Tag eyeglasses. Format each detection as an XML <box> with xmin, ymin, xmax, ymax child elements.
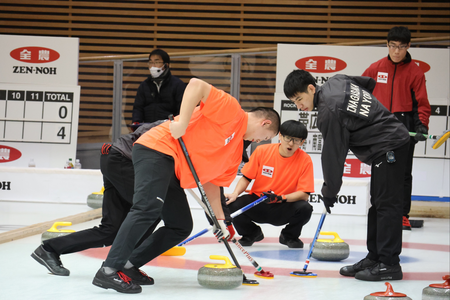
<box><xmin>388</xmin><ymin>43</ymin><xmax>408</xmax><ymax>51</ymax></box>
<box><xmin>148</xmin><ymin>61</ymin><xmax>164</xmax><ymax>67</ymax></box>
<box><xmin>282</xmin><ymin>135</ymin><xmax>303</xmax><ymax>144</ymax></box>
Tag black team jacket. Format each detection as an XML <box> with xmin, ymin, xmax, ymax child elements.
<box><xmin>314</xmin><ymin>74</ymin><xmax>410</xmax><ymax>198</ymax></box>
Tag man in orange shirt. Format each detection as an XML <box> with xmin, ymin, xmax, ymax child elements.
<box><xmin>225</xmin><ymin>120</ymin><xmax>314</xmax><ymax>248</ymax></box>
<box><xmin>92</xmin><ymin>77</ymin><xmax>280</xmax><ymax>294</ymax></box>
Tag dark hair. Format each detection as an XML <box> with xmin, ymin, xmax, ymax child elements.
<box><xmin>249</xmin><ymin>107</ymin><xmax>281</xmax><ymax>134</ymax></box>
<box><xmin>149</xmin><ymin>49</ymin><xmax>170</xmax><ymax>64</ymax></box>
<box><xmin>280</xmin><ymin>120</ymin><xmax>308</xmax><ymax>140</ymax></box>
<box><xmin>284</xmin><ymin>69</ymin><xmax>316</xmax><ymax>99</ymax></box>
<box><xmin>387</xmin><ymin>26</ymin><xmax>411</xmax><ymax>44</ymax></box>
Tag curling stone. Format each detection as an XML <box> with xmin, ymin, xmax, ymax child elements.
<box><xmin>364</xmin><ymin>282</ymin><xmax>412</xmax><ymax>300</ymax></box>
<box><xmin>41</xmin><ymin>222</ymin><xmax>76</xmax><ymax>242</ymax></box>
<box><xmin>311</xmin><ymin>231</ymin><xmax>350</xmax><ymax>261</ymax></box>
<box><xmin>422</xmin><ymin>275</ymin><xmax>450</xmax><ymax>300</ymax></box>
<box><xmin>87</xmin><ymin>186</ymin><xmax>104</xmax><ymax>209</ymax></box>
<box><xmin>198</xmin><ymin>255</ymin><xmax>243</xmax><ymax>289</ymax></box>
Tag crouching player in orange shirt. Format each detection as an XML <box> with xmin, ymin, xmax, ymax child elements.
<box><xmin>92</xmin><ymin>77</ymin><xmax>280</xmax><ymax>294</ymax></box>
<box><xmin>225</xmin><ymin>120</ymin><xmax>314</xmax><ymax>249</ymax></box>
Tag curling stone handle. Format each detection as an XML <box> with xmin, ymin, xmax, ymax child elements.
<box><xmin>319</xmin><ymin>231</ymin><xmax>344</xmax><ymax>243</ymax></box>
<box><xmin>209</xmin><ymin>255</ymin><xmax>234</xmax><ymax>268</ymax></box>
<box><xmin>92</xmin><ymin>186</ymin><xmax>105</xmax><ymax>195</ymax></box>
<box><xmin>48</xmin><ymin>222</ymin><xmax>73</xmax><ymax>232</ymax></box>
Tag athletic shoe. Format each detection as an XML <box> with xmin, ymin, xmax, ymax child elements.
<box><xmin>402</xmin><ymin>216</ymin><xmax>412</xmax><ymax>230</ymax></box>
<box><xmin>31</xmin><ymin>245</ymin><xmax>70</xmax><ymax>276</ymax></box>
<box><xmin>279</xmin><ymin>233</ymin><xmax>304</xmax><ymax>248</ymax></box>
<box><xmin>238</xmin><ymin>231</ymin><xmax>264</xmax><ymax>247</ymax></box>
<box><xmin>409</xmin><ymin>219</ymin><xmax>424</xmax><ymax>228</ymax></box>
<box><xmin>92</xmin><ymin>265</ymin><xmax>142</xmax><ymax>294</ymax></box>
<box><xmin>355</xmin><ymin>262</ymin><xmax>403</xmax><ymax>281</ymax></box>
<box><xmin>122</xmin><ymin>266</ymin><xmax>154</xmax><ymax>285</ymax></box>
<box><xmin>339</xmin><ymin>257</ymin><xmax>377</xmax><ymax>277</ymax></box>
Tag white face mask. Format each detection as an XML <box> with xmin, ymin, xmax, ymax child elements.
<box><xmin>150</xmin><ymin>65</ymin><xmax>164</xmax><ymax>78</ymax></box>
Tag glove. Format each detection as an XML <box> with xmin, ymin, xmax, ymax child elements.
<box><xmin>226</xmin><ymin>222</ymin><xmax>235</xmax><ymax>242</ymax></box>
<box><xmin>262</xmin><ymin>191</ymin><xmax>287</xmax><ymax>204</ymax></box>
<box><xmin>131</xmin><ymin>122</ymin><xmax>141</xmax><ymax>132</ymax></box>
<box><xmin>213</xmin><ymin>219</ymin><xmax>230</xmax><ymax>242</ymax></box>
<box><xmin>414</xmin><ymin>125</ymin><xmax>428</xmax><ymax>142</ymax></box>
<box><xmin>322</xmin><ymin>196</ymin><xmax>337</xmax><ymax>214</ymax></box>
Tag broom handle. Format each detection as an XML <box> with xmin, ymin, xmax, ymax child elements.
<box><xmin>168</xmin><ymin>114</ymin><xmax>242</xmax><ymax>271</ymax></box>
<box><xmin>178</xmin><ymin>195</ymin><xmax>267</xmax><ymax>246</ymax></box>
<box><xmin>302</xmin><ymin>207</ymin><xmax>327</xmax><ymax>272</ymax></box>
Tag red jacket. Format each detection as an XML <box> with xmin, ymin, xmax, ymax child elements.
<box><xmin>362</xmin><ymin>53</ymin><xmax>431</xmax><ymax>128</ymax></box>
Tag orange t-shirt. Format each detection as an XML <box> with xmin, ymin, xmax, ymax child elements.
<box><xmin>135</xmin><ymin>85</ymin><xmax>247</xmax><ymax>189</ymax></box>
<box><xmin>242</xmin><ymin>143</ymin><xmax>314</xmax><ymax>196</ymax></box>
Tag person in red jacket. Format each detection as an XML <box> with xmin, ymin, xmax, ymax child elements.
<box><xmin>362</xmin><ymin>26</ymin><xmax>431</xmax><ymax>230</ymax></box>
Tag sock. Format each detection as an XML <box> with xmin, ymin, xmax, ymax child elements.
<box><xmin>102</xmin><ymin>266</ymin><xmax>117</xmax><ymax>275</ymax></box>
<box><xmin>124</xmin><ymin>261</ymin><xmax>134</xmax><ymax>269</ymax></box>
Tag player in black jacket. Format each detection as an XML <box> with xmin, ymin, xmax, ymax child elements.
<box><xmin>284</xmin><ymin>70</ymin><xmax>410</xmax><ymax>281</ymax></box>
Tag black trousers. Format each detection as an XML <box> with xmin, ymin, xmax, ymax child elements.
<box><xmin>44</xmin><ymin>148</ymin><xmax>159</xmax><ymax>255</ymax></box>
<box><xmin>393</xmin><ymin>112</ymin><xmax>417</xmax><ymax>218</ymax></box>
<box><xmin>104</xmin><ymin>144</ymin><xmax>192</xmax><ymax>270</ymax></box>
<box><xmin>403</xmin><ymin>138</ymin><xmax>416</xmax><ymax>218</ymax></box>
<box><xmin>366</xmin><ymin>142</ymin><xmax>409</xmax><ymax>265</ymax></box>
<box><xmin>228</xmin><ymin>193</ymin><xmax>313</xmax><ymax>240</ymax></box>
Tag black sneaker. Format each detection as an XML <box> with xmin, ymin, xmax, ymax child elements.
<box><xmin>92</xmin><ymin>266</ymin><xmax>142</xmax><ymax>294</ymax></box>
<box><xmin>122</xmin><ymin>266</ymin><xmax>154</xmax><ymax>285</ymax></box>
<box><xmin>355</xmin><ymin>262</ymin><xmax>403</xmax><ymax>281</ymax></box>
<box><xmin>31</xmin><ymin>245</ymin><xmax>70</xmax><ymax>276</ymax></box>
<box><xmin>238</xmin><ymin>231</ymin><xmax>264</xmax><ymax>247</ymax></box>
<box><xmin>409</xmin><ymin>219</ymin><xmax>424</xmax><ymax>228</ymax></box>
<box><xmin>279</xmin><ymin>233</ymin><xmax>304</xmax><ymax>248</ymax></box>
<box><xmin>339</xmin><ymin>257</ymin><xmax>377</xmax><ymax>277</ymax></box>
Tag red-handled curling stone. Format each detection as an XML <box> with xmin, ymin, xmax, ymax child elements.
<box><xmin>422</xmin><ymin>275</ymin><xmax>450</xmax><ymax>300</ymax></box>
<box><xmin>364</xmin><ymin>282</ymin><xmax>412</xmax><ymax>300</ymax></box>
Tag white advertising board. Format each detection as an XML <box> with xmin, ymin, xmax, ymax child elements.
<box><xmin>0</xmin><ymin>167</ymin><xmax>102</xmax><ymax>204</ymax></box>
<box><xmin>275</xmin><ymin>44</ymin><xmax>449</xmax><ymax>201</ymax></box>
<box><xmin>216</xmin><ymin>177</ymin><xmax>370</xmax><ymax>216</ymax></box>
<box><xmin>0</xmin><ymin>34</ymin><xmax>79</xmax><ymax>86</ymax></box>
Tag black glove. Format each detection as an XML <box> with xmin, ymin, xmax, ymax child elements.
<box><xmin>414</xmin><ymin>125</ymin><xmax>428</xmax><ymax>142</ymax></box>
<box><xmin>261</xmin><ymin>191</ymin><xmax>286</xmax><ymax>204</ymax></box>
<box><xmin>322</xmin><ymin>196</ymin><xmax>337</xmax><ymax>214</ymax></box>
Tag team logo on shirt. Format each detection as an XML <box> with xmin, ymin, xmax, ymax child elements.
<box><xmin>224</xmin><ymin>132</ymin><xmax>235</xmax><ymax>146</ymax></box>
<box><xmin>376</xmin><ymin>72</ymin><xmax>388</xmax><ymax>84</ymax></box>
<box><xmin>261</xmin><ymin>165</ymin><xmax>274</xmax><ymax>178</ymax></box>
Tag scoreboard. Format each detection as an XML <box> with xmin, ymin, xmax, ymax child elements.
<box><xmin>0</xmin><ymin>83</ymin><xmax>80</xmax><ymax>167</ymax></box>
<box><xmin>0</xmin><ymin>84</ymin><xmax>80</xmax><ymax>144</ymax></box>
<box><xmin>0</xmin><ymin>34</ymin><xmax>80</xmax><ymax>168</ymax></box>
